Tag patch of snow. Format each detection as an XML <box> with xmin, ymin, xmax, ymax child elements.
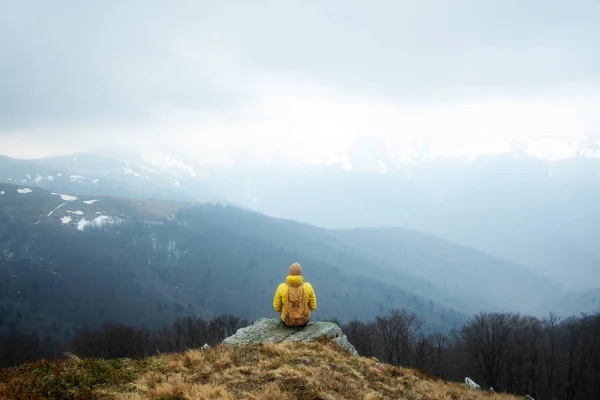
<box><xmin>58</xmin><ymin>173</ymin><xmax>62</xmax><ymax>177</ymax></box>
<box><xmin>76</xmin><ymin>215</ymin><xmax>117</xmax><ymax>231</ymax></box>
<box><xmin>67</xmin><ymin>210</ymin><xmax>84</xmax><ymax>216</ymax></box>
<box><xmin>35</xmin><ymin>175</ymin><xmax>55</xmax><ymax>183</ymax></box>
<box><xmin>139</xmin><ymin>151</ymin><xmax>197</xmax><ymax>177</ymax></box>
<box><xmin>59</xmin><ymin>194</ymin><xmax>78</xmax><ymax>201</ymax></box>
<box><xmin>94</xmin><ymin>215</ymin><xmax>112</xmax><ymax>227</ymax></box>
<box><xmin>61</xmin><ymin>216</ymin><xmax>72</xmax><ymax>224</ymax></box>
<box><xmin>17</xmin><ymin>188</ymin><xmax>32</xmax><ymax>194</ymax></box>
<box><xmin>174</xmin><ymin>181</ymin><xmax>181</xmax><ymax>188</ymax></box>
<box><xmin>137</xmin><ymin>164</ymin><xmax>156</xmax><ymax>173</ymax></box>
<box><xmin>0</xmin><ymin>191</ymin><xmax>4</xmax><ymax>195</ymax></box>
<box><xmin>47</xmin><ymin>202</ymin><xmax>68</xmax><ymax>217</ymax></box>
<box><xmin>123</xmin><ymin>167</ymin><xmax>141</xmax><ymax>178</ymax></box>
<box><xmin>92</xmin><ymin>179</ymin><xmax>99</xmax><ymax>185</ymax></box>
<box><xmin>50</xmin><ymin>192</ymin><xmax>78</xmax><ymax>201</ymax></box>
<box><xmin>83</xmin><ymin>199</ymin><xmax>99</xmax><ymax>205</ymax></box>
<box><xmin>26</xmin><ymin>174</ymin><xmax>31</xmax><ymax>179</ymax></box>
<box><xmin>77</xmin><ymin>218</ymin><xmax>91</xmax><ymax>231</ymax></box>
<box><xmin>69</xmin><ymin>175</ymin><xmax>94</xmax><ymax>183</ymax></box>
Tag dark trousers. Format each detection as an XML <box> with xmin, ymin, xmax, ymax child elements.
<box><xmin>280</xmin><ymin>319</ymin><xmax>310</xmax><ymax>328</ymax></box>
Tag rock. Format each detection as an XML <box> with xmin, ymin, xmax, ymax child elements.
<box><xmin>201</xmin><ymin>343</ymin><xmax>210</xmax><ymax>351</ymax></box>
<box><xmin>489</xmin><ymin>387</ymin><xmax>496</xmax><ymax>394</ymax></box>
<box><xmin>222</xmin><ymin>318</ymin><xmax>359</xmax><ymax>356</ymax></box>
<box><xmin>331</xmin><ymin>333</ymin><xmax>359</xmax><ymax>356</ymax></box>
<box><xmin>524</xmin><ymin>395</ymin><xmax>535</xmax><ymax>400</ymax></box>
<box><xmin>464</xmin><ymin>377</ymin><xmax>481</xmax><ymax>390</ymax></box>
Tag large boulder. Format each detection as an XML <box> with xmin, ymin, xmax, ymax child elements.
<box><xmin>222</xmin><ymin>318</ymin><xmax>359</xmax><ymax>356</ymax></box>
<box><xmin>465</xmin><ymin>377</ymin><xmax>481</xmax><ymax>390</ymax></box>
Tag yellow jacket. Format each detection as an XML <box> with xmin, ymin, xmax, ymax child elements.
<box><xmin>273</xmin><ymin>275</ymin><xmax>317</xmax><ymax>321</ymax></box>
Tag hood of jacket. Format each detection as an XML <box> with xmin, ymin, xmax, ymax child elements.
<box><xmin>286</xmin><ymin>275</ymin><xmax>304</xmax><ymax>287</ymax></box>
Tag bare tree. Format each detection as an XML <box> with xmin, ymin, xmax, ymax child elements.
<box><xmin>561</xmin><ymin>316</ymin><xmax>590</xmax><ymax>400</ymax></box>
<box><xmin>590</xmin><ymin>314</ymin><xmax>600</xmax><ymax>400</ymax></box>
<box><xmin>428</xmin><ymin>332</ymin><xmax>450</xmax><ymax>379</ymax></box>
<box><xmin>542</xmin><ymin>312</ymin><xmax>561</xmax><ymax>400</ymax></box>
<box><xmin>343</xmin><ymin>320</ymin><xmax>376</xmax><ymax>357</ymax></box>
<box><xmin>207</xmin><ymin>314</ymin><xmax>249</xmax><ymax>344</ymax></box>
<box><xmin>70</xmin><ymin>323</ymin><xmax>151</xmax><ymax>359</ymax></box>
<box><xmin>415</xmin><ymin>333</ymin><xmax>450</xmax><ymax>377</ymax></box>
<box><xmin>373</xmin><ymin>308</ymin><xmax>423</xmax><ymax>366</ymax></box>
<box><xmin>458</xmin><ymin>312</ymin><xmax>518</xmax><ymax>389</ymax></box>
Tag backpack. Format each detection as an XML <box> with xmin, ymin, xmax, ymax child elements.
<box><xmin>283</xmin><ymin>283</ymin><xmax>310</xmax><ymax>327</ymax></box>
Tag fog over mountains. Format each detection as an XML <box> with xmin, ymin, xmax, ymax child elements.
<box><xmin>2</xmin><ymin>144</ymin><xmax>599</xmax><ymax>340</ymax></box>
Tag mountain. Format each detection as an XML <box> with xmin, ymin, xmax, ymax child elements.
<box><xmin>201</xmin><ymin>152</ymin><xmax>600</xmax><ymax>291</ymax></box>
<box><xmin>332</xmin><ymin>227</ymin><xmax>564</xmax><ymax>314</ymax></box>
<box><xmin>3</xmin><ymin>149</ymin><xmax>599</xmax><ymax>294</ymax></box>
<box><xmin>533</xmin><ymin>287</ymin><xmax>600</xmax><ymax>318</ymax></box>
<box><xmin>0</xmin><ymin>153</ymin><xmax>219</xmax><ymax>204</ymax></box>
<box><xmin>1</xmin><ymin>183</ymin><xmax>475</xmax><ymax>343</ymax></box>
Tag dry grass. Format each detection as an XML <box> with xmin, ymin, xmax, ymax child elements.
<box><xmin>103</xmin><ymin>340</ymin><xmax>517</xmax><ymax>400</ymax></box>
<box><xmin>1</xmin><ymin>339</ymin><xmax>519</xmax><ymax>400</ymax></box>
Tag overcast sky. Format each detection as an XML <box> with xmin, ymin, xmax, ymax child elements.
<box><xmin>1</xmin><ymin>0</ymin><xmax>599</xmax><ymax>162</ymax></box>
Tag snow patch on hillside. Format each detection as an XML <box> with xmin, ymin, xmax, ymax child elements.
<box><xmin>70</xmin><ymin>175</ymin><xmax>86</xmax><ymax>182</ymax></box>
<box><xmin>122</xmin><ymin>167</ymin><xmax>150</xmax><ymax>180</ymax></box>
<box><xmin>137</xmin><ymin>164</ymin><xmax>156</xmax><ymax>173</ymax></box>
<box><xmin>17</xmin><ymin>188</ymin><xmax>32</xmax><ymax>194</ymax></box>
<box><xmin>94</xmin><ymin>215</ymin><xmax>112</xmax><ymax>226</ymax></box>
<box><xmin>77</xmin><ymin>218</ymin><xmax>89</xmax><ymax>231</ymax></box>
<box><xmin>47</xmin><ymin>202</ymin><xmax>68</xmax><ymax>217</ymax></box>
<box><xmin>76</xmin><ymin>215</ymin><xmax>117</xmax><ymax>231</ymax></box>
<box><xmin>68</xmin><ymin>210</ymin><xmax>84</xmax><ymax>216</ymax></box>
<box><xmin>83</xmin><ymin>200</ymin><xmax>99</xmax><ymax>205</ymax></box>
<box><xmin>34</xmin><ymin>175</ymin><xmax>55</xmax><ymax>184</ymax></box>
<box><xmin>61</xmin><ymin>216</ymin><xmax>72</xmax><ymax>224</ymax></box>
<box><xmin>70</xmin><ymin>175</ymin><xmax>99</xmax><ymax>185</ymax></box>
<box><xmin>139</xmin><ymin>151</ymin><xmax>197</xmax><ymax>177</ymax></box>
<box><xmin>51</xmin><ymin>193</ymin><xmax>79</xmax><ymax>201</ymax></box>
<box><xmin>0</xmin><ymin>191</ymin><xmax>5</xmax><ymax>195</ymax></box>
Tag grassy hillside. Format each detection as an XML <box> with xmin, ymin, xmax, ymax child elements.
<box><xmin>0</xmin><ymin>339</ymin><xmax>517</xmax><ymax>400</ymax></box>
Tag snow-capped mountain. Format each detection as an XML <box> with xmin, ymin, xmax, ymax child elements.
<box><xmin>2</xmin><ymin>144</ymin><xmax>600</xmax><ymax>293</ymax></box>
<box><xmin>194</xmin><ymin>150</ymin><xmax>600</xmax><ymax>291</ymax></box>
<box><xmin>0</xmin><ymin>153</ymin><xmax>220</xmax><ymax>204</ymax></box>
<box><xmin>307</xmin><ymin>136</ymin><xmax>600</xmax><ymax>173</ymax></box>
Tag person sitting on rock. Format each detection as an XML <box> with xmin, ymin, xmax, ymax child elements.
<box><xmin>273</xmin><ymin>262</ymin><xmax>317</xmax><ymax>327</ymax></box>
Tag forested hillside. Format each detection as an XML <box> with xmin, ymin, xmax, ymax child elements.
<box><xmin>1</xmin><ymin>183</ymin><xmax>470</xmax><ymax>346</ymax></box>
<box><xmin>333</xmin><ymin>227</ymin><xmax>563</xmax><ymax>313</ymax></box>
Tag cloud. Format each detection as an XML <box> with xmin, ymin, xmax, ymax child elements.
<box><xmin>2</xmin><ymin>72</ymin><xmax>600</xmax><ymax>162</ymax></box>
<box><xmin>1</xmin><ymin>1</ymin><xmax>599</xmax><ymax>160</ymax></box>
